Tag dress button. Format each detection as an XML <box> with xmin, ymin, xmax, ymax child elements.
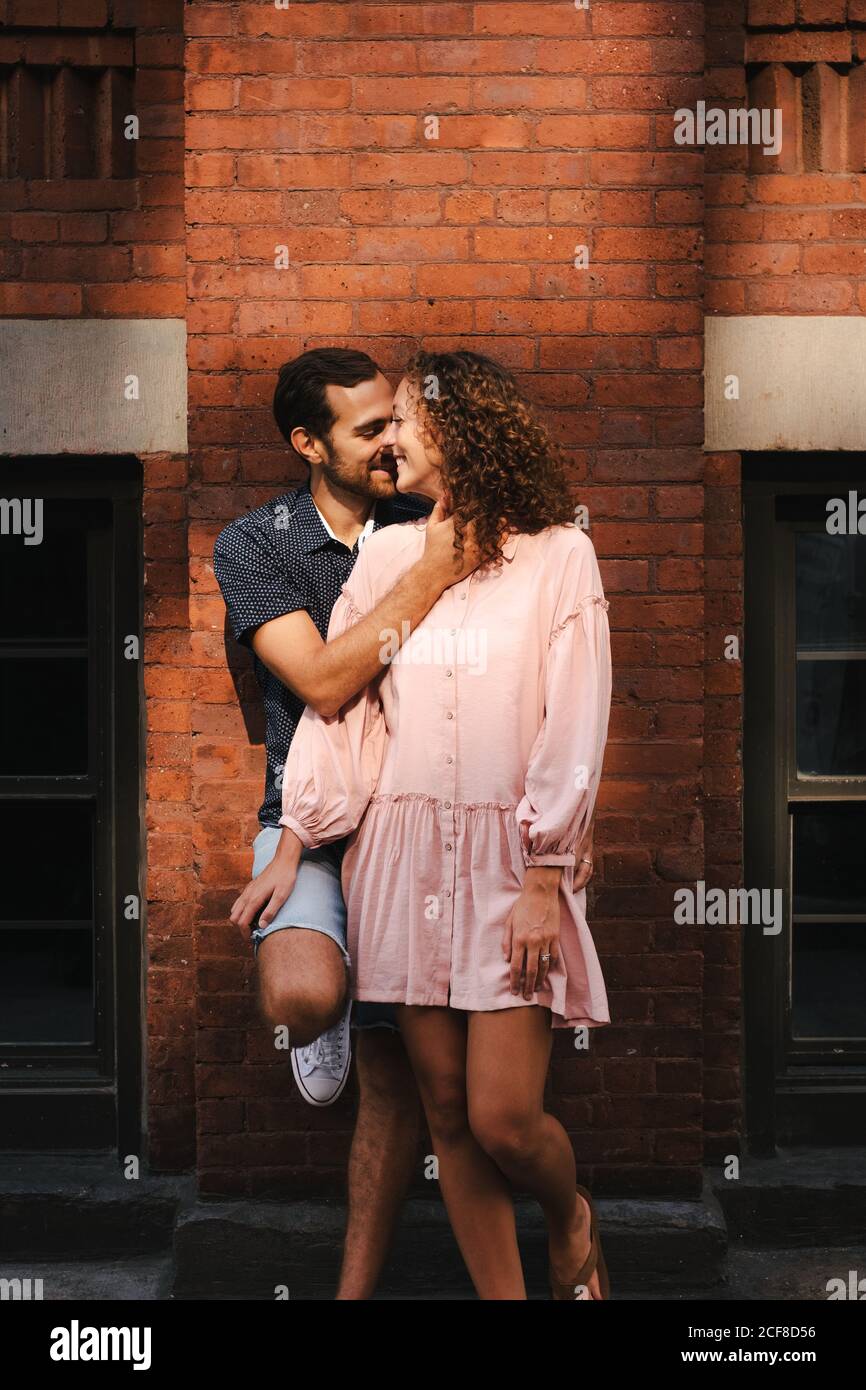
<box><xmin>445</xmin><ymin>889</ymin><xmax>451</xmax><ymax>898</ymax></box>
<box><xmin>460</xmin><ymin>593</ymin><xmax>467</xmax><ymax>600</ymax></box>
<box><xmin>445</xmin><ymin>669</ymin><xmax>452</xmax><ymax>677</ymax></box>
<box><xmin>446</xmin><ymin>711</ymin><xmax>454</xmax><ymax>720</ymax></box>
<box><xmin>446</xmin><ymin>755</ymin><xmax>453</xmax><ymax>763</ymax></box>
<box><xmin>444</xmin><ymin>801</ymin><xmax>451</xmax><ymax>809</ymax></box>
<box><xmin>445</xmin><ymin>843</ymin><xmax>453</xmax><ymax>851</ymax></box>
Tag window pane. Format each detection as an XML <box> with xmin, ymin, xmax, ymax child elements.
<box><xmin>0</xmin><ymin>656</ymin><xmax>89</xmax><ymax>775</ymax></box>
<box><xmin>795</xmin><ymin>533</ymin><xmax>866</xmax><ymax>775</ymax></box>
<box><xmin>0</xmin><ymin>928</ymin><xmax>94</xmax><ymax>1044</ymax></box>
<box><xmin>792</xmin><ymin>806</ymin><xmax>866</xmax><ymax>1038</ymax></box>
<box><xmin>796</xmin><ymin>661</ymin><xmax>866</xmax><ymax>776</ymax></box>
<box><xmin>796</xmin><ymin>532</ymin><xmax>866</xmax><ymax>648</ymax></box>
<box><xmin>0</xmin><ymin>801</ymin><xmax>92</xmax><ymax>921</ymax></box>
<box><xmin>792</xmin><ymin>923</ymin><xmax>866</xmax><ymax>1039</ymax></box>
<box><xmin>0</xmin><ymin>515</ymin><xmax>87</xmax><ymax>641</ymax></box>
<box><xmin>793</xmin><ymin>805</ymin><xmax>866</xmax><ymax>916</ymax></box>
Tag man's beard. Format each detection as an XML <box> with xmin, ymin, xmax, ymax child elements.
<box><xmin>320</xmin><ymin>442</ymin><xmax>396</xmax><ymax>500</ymax></box>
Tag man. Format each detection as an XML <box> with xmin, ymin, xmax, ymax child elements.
<box><xmin>213</xmin><ymin>347</ymin><xmax>480</xmax><ymax>1299</ymax></box>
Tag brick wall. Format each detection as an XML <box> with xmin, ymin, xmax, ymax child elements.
<box><xmin>0</xmin><ymin>0</ymin><xmax>192</xmax><ymax>1168</ymax></box>
<box><xmin>1</xmin><ymin>0</ymin><xmax>858</xmax><ymax>1193</ymax></box>
<box><xmin>190</xmin><ymin>1</ymin><xmax>708</xmax><ymax>1198</ymax></box>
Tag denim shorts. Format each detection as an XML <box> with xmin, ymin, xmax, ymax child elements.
<box><xmin>249</xmin><ymin>825</ymin><xmax>398</xmax><ymax>1034</ymax></box>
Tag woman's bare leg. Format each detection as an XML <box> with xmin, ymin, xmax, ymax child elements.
<box><xmin>395</xmin><ymin>1004</ymin><xmax>526</xmax><ymax>1299</ymax></box>
<box><xmin>466</xmin><ymin>1006</ymin><xmax>602</xmax><ymax>1299</ymax></box>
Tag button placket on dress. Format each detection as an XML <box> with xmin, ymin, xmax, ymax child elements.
<box><xmin>435</xmin><ymin>569</ymin><xmax>476</xmax><ymax>1004</ymax></box>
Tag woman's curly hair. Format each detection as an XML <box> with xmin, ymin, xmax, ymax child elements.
<box><xmin>403</xmin><ymin>349</ymin><xmax>576</xmax><ymax>570</ymax></box>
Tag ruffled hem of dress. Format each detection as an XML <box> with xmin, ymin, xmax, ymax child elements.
<box><xmin>353</xmin><ymin>988</ymin><xmax>610</xmax><ymax>1030</ymax></box>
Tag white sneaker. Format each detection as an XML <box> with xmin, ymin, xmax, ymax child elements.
<box><xmin>290</xmin><ymin>998</ymin><xmax>352</xmax><ymax>1106</ymax></box>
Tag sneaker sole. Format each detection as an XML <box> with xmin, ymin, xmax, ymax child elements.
<box><xmin>290</xmin><ymin>1045</ymin><xmax>352</xmax><ymax>1107</ymax></box>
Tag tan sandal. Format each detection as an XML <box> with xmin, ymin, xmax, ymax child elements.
<box><xmin>549</xmin><ymin>1183</ymin><xmax>611</xmax><ymax>1300</ymax></box>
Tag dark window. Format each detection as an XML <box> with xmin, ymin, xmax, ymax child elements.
<box><xmin>0</xmin><ymin>460</ymin><xmax>142</xmax><ymax>1152</ymax></box>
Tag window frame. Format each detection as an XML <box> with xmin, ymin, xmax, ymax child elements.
<box><xmin>0</xmin><ymin>457</ymin><xmax>143</xmax><ymax>1154</ymax></box>
<box><xmin>743</xmin><ymin>454</ymin><xmax>866</xmax><ymax>1152</ymax></box>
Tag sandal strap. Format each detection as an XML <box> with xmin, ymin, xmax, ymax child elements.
<box><xmin>549</xmin><ymin>1187</ymin><xmax>600</xmax><ymax>1299</ymax></box>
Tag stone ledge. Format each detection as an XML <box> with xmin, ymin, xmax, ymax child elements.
<box><xmin>0</xmin><ymin>318</ymin><xmax>187</xmax><ymax>455</ymax></box>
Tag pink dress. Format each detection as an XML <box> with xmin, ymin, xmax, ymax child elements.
<box><xmin>279</xmin><ymin>519</ymin><xmax>612</xmax><ymax>1030</ymax></box>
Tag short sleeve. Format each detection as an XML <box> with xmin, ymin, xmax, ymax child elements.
<box><xmin>515</xmin><ymin>533</ymin><xmax>612</xmax><ymax>869</ymax></box>
<box><xmin>213</xmin><ymin>519</ymin><xmax>306</xmax><ymax>650</ymax></box>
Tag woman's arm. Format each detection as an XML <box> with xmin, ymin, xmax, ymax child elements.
<box><xmin>504</xmin><ymin>534</ymin><xmax>613</xmax><ymax>996</ymax></box>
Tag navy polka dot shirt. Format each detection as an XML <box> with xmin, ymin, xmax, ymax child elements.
<box><xmin>213</xmin><ymin>482</ymin><xmax>431</xmax><ymax>827</ymax></box>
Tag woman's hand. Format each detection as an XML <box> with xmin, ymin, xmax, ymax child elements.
<box><xmin>229</xmin><ymin>828</ymin><xmax>303</xmax><ymax>939</ymax></box>
<box><xmin>502</xmin><ymin>866</ymin><xmax>562</xmax><ymax>1000</ymax></box>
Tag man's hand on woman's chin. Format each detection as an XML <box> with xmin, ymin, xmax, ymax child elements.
<box><xmin>229</xmin><ymin>826</ymin><xmax>304</xmax><ymax>938</ymax></box>
<box><xmin>421</xmin><ymin>498</ymin><xmax>482</xmax><ymax>588</ymax></box>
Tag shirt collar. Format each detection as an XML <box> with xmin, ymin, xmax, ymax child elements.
<box><xmin>295</xmin><ymin>484</ymin><xmax>379</xmax><ymax>555</ymax></box>
<box><xmin>312</xmin><ymin>498</ymin><xmax>375</xmax><ymax>549</ymax></box>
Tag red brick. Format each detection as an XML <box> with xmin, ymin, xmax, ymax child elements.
<box><xmin>187</xmin><ymin>78</ymin><xmax>236</xmax><ymax>112</ymax></box>
<box><xmin>240</xmin><ymin>77</ymin><xmax>351</xmax><ymax>111</ymax></box>
<box><xmin>185</xmin><ymin>188</ymin><xmax>277</xmax><ymax>225</ymax></box>
<box><xmin>23</xmin><ymin>246</ymin><xmax>130</xmax><ymax>279</ymax></box>
<box><xmin>747</xmin><ymin>0</ymin><xmax>795</xmax><ymax>19</ymax></box>
<box><xmin>187</xmin><ymin>116</ymin><xmax>301</xmax><ymax>151</ymax></box>
<box><xmin>187</xmin><ymin>41</ymin><xmax>296</xmax><ymax>74</ymax></box>
<box><xmin>472</xmin><ymin>77</ymin><xmax>588</xmax><ymax>110</ymax></box>
<box><xmin>0</xmin><ymin>282</ymin><xmax>82</xmax><ymax>313</ymax></box>
<box><xmin>237</xmin><ymin>154</ymin><xmax>351</xmax><ymax>188</ymax></box>
<box><xmin>59</xmin><ymin>0</ymin><xmax>107</xmax><ymax>22</ymax></box>
<box><xmin>535</xmin><ymin>115</ymin><xmax>651</xmax><ymax>148</ymax></box>
<box><xmin>746</xmin><ymin>32</ymin><xmax>851</xmax><ymax>62</ymax></box>
<box><xmin>354</xmin><ymin>76</ymin><xmax>471</xmax><ymax>111</ymax></box>
<box><xmin>9</xmin><ymin>213</ymin><xmax>59</xmax><ymax>242</ymax></box>
<box><xmin>58</xmin><ymin>211</ymin><xmax>108</xmax><ymax>241</ymax></box>
<box><xmin>85</xmin><ymin>282</ymin><xmax>186</xmax><ymax>315</ymax></box>
<box><xmin>474</xmin><ymin>2</ymin><xmax>590</xmax><ymax>34</ymax></box>
<box><xmin>352</xmin><ymin>4</ymin><xmax>472</xmax><ymax>35</ymax></box>
<box><xmin>182</xmin><ymin>3</ymin><xmax>233</xmax><ymax>34</ymax></box>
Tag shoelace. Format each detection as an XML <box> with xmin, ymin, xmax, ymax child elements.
<box><xmin>299</xmin><ymin>1019</ymin><xmax>346</xmax><ymax>1079</ymax></box>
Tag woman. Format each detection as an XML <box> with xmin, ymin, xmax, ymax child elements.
<box><xmin>279</xmin><ymin>351</ymin><xmax>613</xmax><ymax>1300</ymax></box>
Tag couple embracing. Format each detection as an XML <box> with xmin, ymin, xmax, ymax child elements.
<box><xmin>214</xmin><ymin>346</ymin><xmax>613</xmax><ymax>1301</ymax></box>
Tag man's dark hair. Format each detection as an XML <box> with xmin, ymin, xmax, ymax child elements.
<box><xmin>272</xmin><ymin>347</ymin><xmax>381</xmax><ymax>453</ymax></box>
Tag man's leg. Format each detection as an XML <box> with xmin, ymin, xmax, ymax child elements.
<box><xmin>255</xmin><ymin>927</ymin><xmax>347</xmax><ymax>1048</ymax></box>
<box><xmin>336</xmin><ymin>1021</ymin><xmax>421</xmax><ymax>1300</ymax></box>
<box><xmin>248</xmin><ymin>831</ymin><xmax>353</xmax><ymax>1104</ymax></box>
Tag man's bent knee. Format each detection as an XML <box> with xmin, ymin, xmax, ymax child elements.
<box><xmin>256</xmin><ymin>928</ymin><xmax>348</xmax><ymax>1045</ymax></box>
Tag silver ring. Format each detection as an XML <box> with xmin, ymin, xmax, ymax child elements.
<box><xmin>540</xmin><ymin>953</ymin><xmax>551</xmax><ymax>962</ymax></box>
<box><xmin>580</xmin><ymin>858</ymin><xmax>593</xmax><ymax>867</ymax></box>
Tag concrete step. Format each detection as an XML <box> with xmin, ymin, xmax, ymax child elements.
<box><xmin>172</xmin><ymin>1185</ymin><xmax>728</xmax><ymax>1299</ymax></box>
<box><xmin>709</xmin><ymin>1146</ymin><xmax>866</xmax><ymax>1247</ymax></box>
<box><xmin>3</xmin><ymin>1147</ymin><xmax>866</xmax><ymax>1300</ymax></box>
<box><xmin>3</xmin><ymin>1245</ymin><xmax>865</xmax><ymax>1301</ymax></box>
<box><xmin>0</xmin><ymin>1256</ymin><xmax>173</xmax><ymax>1301</ymax></box>
<box><xmin>0</xmin><ymin>1153</ymin><xmax>194</xmax><ymax>1259</ymax></box>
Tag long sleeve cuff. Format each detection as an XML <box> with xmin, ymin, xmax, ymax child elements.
<box><xmin>524</xmin><ymin>849</ymin><xmax>576</xmax><ymax>868</ymax></box>
<box><xmin>277</xmin><ymin>813</ymin><xmax>317</xmax><ymax>850</ymax></box>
